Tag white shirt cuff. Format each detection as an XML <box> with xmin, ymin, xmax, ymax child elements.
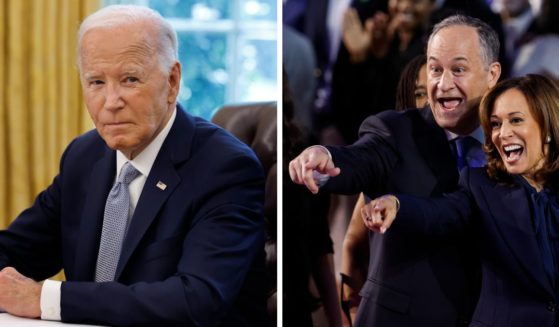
<box><xmin>40</xmin><ymin>279</ymin><xmax>62</xmax><ymax>321</ymax></box>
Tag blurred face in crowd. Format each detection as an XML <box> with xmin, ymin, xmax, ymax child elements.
<box><xmin>390</xmin><ymin>0</ymin><xmax>435</xmax><ymax>31</ymax></box>
<box><xmin>490</xmin><ymin>88</ymin><xmax>546</xmax><ymax>184</ymax></box>
<box><xmin>415</xmin><ymin>64</ymin><xmax>428</xmax><ymax>108</ymax></box>
<box><xmin>79</xmin><ymin>21</ymin><xmax>181</xmax><ymax>159</ymax></box>
<box><xmin>496</xmin><ymin>0</ymin><xmax>531</xmax><ymax>18</ymax></box>
<box><xmin>427</xmin><ymin>25</ymin><xmax>501</xmax><ymax>135</ymax></box>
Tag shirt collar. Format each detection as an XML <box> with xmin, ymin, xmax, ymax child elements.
<box><xmin>445</xmin><ymin>126</ymin><xmax>484</xmax><ymax>144</ymax></box>
<box><xmin>116</xmin><ymin>107</ymin><xmax>177</xmax><ymax>178</ymax></box>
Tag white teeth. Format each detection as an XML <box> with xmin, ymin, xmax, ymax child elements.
<box><xmin>504</xmin><ymin>145</ymin><xmax>522</xmax><ymax>152</ymax></box>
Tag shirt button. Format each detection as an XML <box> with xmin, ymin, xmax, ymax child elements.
<box><xmin>547</xmin><ymin>301</ymin><xmax>556</xmax><ymax>312</ymax></box>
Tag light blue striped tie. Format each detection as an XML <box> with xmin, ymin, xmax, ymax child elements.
<box><xmin>95</xmin><ymin>162</ymin><xmax>140</xmax><ymax>282</ymax></box>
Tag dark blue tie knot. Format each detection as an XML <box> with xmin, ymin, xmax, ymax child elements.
<box><xmin>451</xmin><ymin>136</ymin><xmax>484</xmax><ymax>170</ymax></box>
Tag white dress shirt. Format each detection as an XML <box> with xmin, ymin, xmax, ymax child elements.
<box><xmin>445</xmin><ymin>126</ymin><xmax>484</xmax><ymax>145</ymax></box>
<box><xmin>41</xmin><ymin>108</ymin><xmax>177</xmax><ymax>321</ymax></box>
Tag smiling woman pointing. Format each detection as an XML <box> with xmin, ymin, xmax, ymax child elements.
<box><xmin>364</xmin><ymin>74</ymin><xmax>559</xmax><ymax>327</ymax></box>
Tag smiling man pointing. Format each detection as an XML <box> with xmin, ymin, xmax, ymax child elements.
<box><xmin>289</xmin><ymin>14</ymin><xmax>501</xmax><ymax>327</ymax></box>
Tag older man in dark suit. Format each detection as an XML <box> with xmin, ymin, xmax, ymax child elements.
<box><xmin>289</xmin><ymin>15</ymin><xmax>501</xmax><ymax>326</ymax></box>
<box><xmin>0</xmin><ymin>5</ymin><xmax>266</xmax><ymax>327</ymax></box>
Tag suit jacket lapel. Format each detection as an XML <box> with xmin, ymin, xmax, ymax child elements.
<box><xmin>74</xmin><ymin>147</ymin><xmax>115</xmax><ymax>281</ymax></box>
<box><xmin>413</xmin><ymin>108</ymin><xmax>459</xmax><ymax>194</ymax></box>
<box><xmin>115</xmin><ymin>107</ymin><xmax>194</xmax><ymax>280</ymax></box>
<box><xmin>114</xmin><ymin>152</ymin><xmax>181</xmax><ymax>279</ymax></box>
<box><xmin>481</xmin><ymin>183</ymin><xmax>555</xmax><ymax>296</ymax></box>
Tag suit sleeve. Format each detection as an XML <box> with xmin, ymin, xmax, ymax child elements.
<box><xmin>60</xmin><ymin>146</ymin><xmax>266</xmax><ymax>327</ymax></box>
<box><xmin>391</xmin><ymin>168</ymin><xmax>475</xmax><ymax>236</ymax></box>
<box><xmin>322</xmin><ymin>114</ymin><xmax>399</xmax><ymax>195</ymax></box>
<box><xmin>0</xmin><ymin>144</ymin><xmax>73</xmax><ymax>279</ymax></box>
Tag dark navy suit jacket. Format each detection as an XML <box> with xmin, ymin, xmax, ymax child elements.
<box><xmin>396</xmin><ymin>167</ymin><xmax>559</xmax><ymax>326</ymax></box>
<box><xmin>0</xmin><ymin>106</ymin><xmax>267</xmax><ymax>326</ymax></box>
<box><xmin>324</xmin><ymin>108</ymin><xmax>479</xmax><ymax>326</ymax></box>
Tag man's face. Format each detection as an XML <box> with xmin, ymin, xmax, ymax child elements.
<box><xmin>79</xmin><ymin>23</ymin><xmax>180</xmax><ymax>159</ymax></box>
<box><xmin>427</xmin><ymin>25</ymin><xmax>500</xmax><ymax>135</ymax></box>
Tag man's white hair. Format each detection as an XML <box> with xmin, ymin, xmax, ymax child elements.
<box><xmin>77</xmin><ymin>5</ymin><xmax>178</xmax><ymax>72</ymax></box>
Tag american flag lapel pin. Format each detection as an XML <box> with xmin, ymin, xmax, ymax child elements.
<box><xmin>156</xmin><ymin>181</ymin><xmax>167</xmax><ymax>191</ymax></box>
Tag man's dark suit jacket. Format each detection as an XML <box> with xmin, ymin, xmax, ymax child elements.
<box><xmin>0</xmin><ymin>106</ymin><xmax>267</xmax><ymax>326</ymax></box>
<box><xmin>396</xmin><ymin>168</ymin><xmax>559</xmax><ymax>326</ymax></box>
<box><xmin>324</xmin><ymin>108</ymin><xmax>479</xmax><ymax>326</ymax></box>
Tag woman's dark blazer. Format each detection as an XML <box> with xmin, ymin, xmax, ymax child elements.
<box><xmin>396</xmin><ymin>167</ymin><xmax>559</xmax><ymax>327</ymax></box>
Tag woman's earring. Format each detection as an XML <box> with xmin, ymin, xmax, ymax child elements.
<box><xmin>546</xmin><ymin>135</ymin><xmax>552</xmax><ymax>143</ymax></box>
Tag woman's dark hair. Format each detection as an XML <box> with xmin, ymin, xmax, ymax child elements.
<box><xmin>395</xmin><ymin>54</ymin><xmax>427</xmax><ymax>110</ymax></box>
<box><xmin>480</xmin><ymin>74</ymin><xmax>559</xmax><ymax>190</ymax></box>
